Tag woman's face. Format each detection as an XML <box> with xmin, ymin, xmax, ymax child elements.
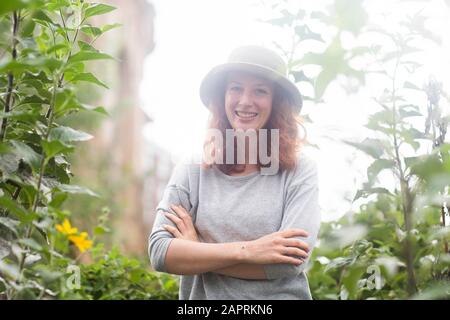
<box><xmin>224</xmin><ymin>71</ymin><xmax>274</xmax><ymax>131</ymax></box>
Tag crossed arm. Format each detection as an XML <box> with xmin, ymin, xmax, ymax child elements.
<box><xmin>159</xmin><ymin>204</ymin><xmax>310</xmax><ymax>280</ymax></box>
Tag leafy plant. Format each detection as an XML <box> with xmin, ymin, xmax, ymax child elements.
<box><xmin>0</xmin><ymin>0</ymin><xmax>177</xmax><ymax>300</ymax></box>
<box><xmin>263</xmin><ymin>0</ymin><xmax>450</xmax><ymax>299</ymax></box>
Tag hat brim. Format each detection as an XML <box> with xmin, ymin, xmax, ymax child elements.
<box><xmin>199</xmin><ymin>62</ymin><xmax>303</xmax><ymax>113</ymax></box>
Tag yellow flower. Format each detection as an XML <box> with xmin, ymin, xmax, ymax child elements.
<box><xmin>56</xmin><ymin>218</ymin><xmax>78</xmax><ymax>236</ymax></box>
<box><xmin>68</xmin><ymin>232</ymin><xmax>93</xmax><ymax>253</ymax></box>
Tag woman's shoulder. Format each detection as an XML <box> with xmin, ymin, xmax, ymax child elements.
<box><xmin>170</xmin><ymin>150</ymin><xmax>203</xmax><ymax>179</ymax></box>
<box><xmin>284</xmin><ymin>151</ymin><xmax>318</xmax><ymax>187</ymax></box>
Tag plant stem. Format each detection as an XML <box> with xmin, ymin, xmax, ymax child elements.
<box><xmin>0</xmin><ymin>11</ymin><xmax>19</xmax><ymax>142</ymax></box>
<box><xmin>59</xmin><ymin>9</ymin><xmax>71</xmax><ymax>43</ymax></box>
<box><xmin>55</xmin><ymin>11</ymin><xmax>81</xmax><ymax>92</ymax></box>
<box><xmin>16</xmin><ymin>75</ymin><xmax>58</xmax><ymax>286</ymax></box>
<box><xmin>391</xmin><ymin>53</ymin><xmax>417</xmax><ymax>296</ymax></box>
<box><xmin>442</xmin><ymin>205</ymin><xmax>449</xmax><ymax>253</ymax></box>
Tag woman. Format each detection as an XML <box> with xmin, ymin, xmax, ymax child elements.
<box><xmin>148</xmin><ymin>45</ymin><xmax>321</xmax><ymax>300</ymax></box>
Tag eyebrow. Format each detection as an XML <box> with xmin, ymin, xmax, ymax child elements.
<box><xmin>228</xmin><ymin>81</ymin><xmax>270</xmax><ymax>87</ymax></box>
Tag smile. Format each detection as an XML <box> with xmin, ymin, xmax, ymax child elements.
<box><xmin>235</xmin><ymin>110</ymin><xmax>258</xmax><ymax>120</ymax></box>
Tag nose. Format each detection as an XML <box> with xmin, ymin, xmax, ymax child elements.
<box><xmin>239</xmin><ymin>88</ymin><xmax>253</xmax><ymax>106</ymax></box>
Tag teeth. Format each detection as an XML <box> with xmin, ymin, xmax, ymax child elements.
<box><xmin>236</xmin><ymin>111</ymin><xmax>258</xmax><ymax>118</ymax></box>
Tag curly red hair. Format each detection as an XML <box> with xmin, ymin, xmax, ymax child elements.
<box><xmin>201</xmin><ymin>73</ymin><xmax>307</xmax><ymax>175</ymax></box>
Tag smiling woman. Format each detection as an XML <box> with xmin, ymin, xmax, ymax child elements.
<box><xmin>224</xmin><ymin>72</ymin><xmax>274</xmax><ymax>131</ymax></box>
<box><xmin>148</xmin><ymin>45</ymin><xmax>320</xmax><ymax>300</ymax></box>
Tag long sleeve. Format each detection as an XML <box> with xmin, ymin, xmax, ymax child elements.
<box><xmin>263</xmin><ymin>158</ymin><xmax>321</xmax><ymax>280</ymax></box>
<box><xmin>148</xmin><ymin>158</ymin><xmax>198</xmax><ymax>272</ymax></box>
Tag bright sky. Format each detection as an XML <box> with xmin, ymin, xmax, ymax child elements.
<box><xmin>140</xmin><ymin>0</ymin><xmax>450</xmax><ymax>221</ymax></box>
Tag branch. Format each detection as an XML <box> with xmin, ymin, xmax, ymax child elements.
<box><xmin>17</xmin><ymin>75</ymin><xmax>59</xmax><ymax>284</ymax></box>
<box><xmin>391</xmin><ymin>49</ymin><xmax>417</xmax><ymax>296</ymax></box>
<box><xmin>0</xmin><ymin>11</ymin><xmax>19</xmax><ymax>141</ymax></box>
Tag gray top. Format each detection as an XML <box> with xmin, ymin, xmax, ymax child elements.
<box><xmin>148</xmin><ymin>152</ymin><xmax>321</xmax><ymax>300</ymax></box>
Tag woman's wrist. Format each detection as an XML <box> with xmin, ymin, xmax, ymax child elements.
<box><xmin>234</xmin><ymin>241</ymin><xmax>251</xmax><ymax>264</ymax></box>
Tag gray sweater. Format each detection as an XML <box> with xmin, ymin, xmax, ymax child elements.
<box><xmin>148</xmin><ymin>152</ymin><xmax>321</xmax><ymax>300</ymax></box>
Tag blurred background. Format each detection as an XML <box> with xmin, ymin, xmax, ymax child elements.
<box><xmin>62</xmin><ymin>0</ymin><xmax>449</xmax><ymax>259</ymax></box>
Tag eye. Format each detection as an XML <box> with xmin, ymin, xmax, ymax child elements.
<box><xmin>256</xmin><ymin>88</ymin><xmax>268</xmax><ymax>95</ymax></box>
<box><xmin>229</xmin><ymin>86</ymin><xmax>242</xmax><ymax>92</ymax></box>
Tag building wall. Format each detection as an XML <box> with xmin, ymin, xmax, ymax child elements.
<box><xmin>76</xmin><ymin>0</ymin><xmax>173</xmax><ymax>255</ymax></box>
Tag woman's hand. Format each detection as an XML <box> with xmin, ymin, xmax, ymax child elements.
<box><xmin>239</xmin><ymin>229</ymin><xmax>310</xmax><ymax>266</ymax></box>
<box><xmin>163</xmin><ymin>204</ymin><xmax>199</xmax><ymax>242</ymax></box>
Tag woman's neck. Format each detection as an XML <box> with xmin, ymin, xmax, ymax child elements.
<box><xmin>229</xmin><ymin>164</ymin><xmax>259</xmax><ymax>176</ymax></box>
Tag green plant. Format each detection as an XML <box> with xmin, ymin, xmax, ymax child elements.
<box><xmin>264</xmin><ymin>0</ymin><xmax>450</xmax><ymax>299</ymax></box>
<box><xmin>0</xmin><ymin>0</ymin><xmax>177</xmax><ymax>300</ymax></box>
<box><xmin>311</xmin><ymin>2</ymin><xmax>450</xmax><ymax>299</ymax></box>
<box><xmin>68</xmin><ymin>244</ymin><xmax>178</xmax><ymax>300</ymax></box>
<box><xmin>0</xmin><ymin>0</ymin><xmax>116</xmax><ymax>299</ymax></box>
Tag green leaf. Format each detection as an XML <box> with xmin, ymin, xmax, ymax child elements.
<box><xmin>343</xmin><ymin>265</ymin><xmax>365</xmax><ymax>299</ymax></box>
<box><xmin>290</xmin><ymin>70</ymin><xmax>313</xmax><ymax>84</ymax></box>
<box><xmin>325</xmin><ymin>256</ymin><xmax>355</xmax><ymax>272</ymax></box>
<box><xmin>0</xmin><ymin>217</ymin><xmax>19</xmax><ymax>235</ymax></box>
<box><xmin>0</xmin><ymin>196</ymin><xmax>34</xmax><ymax>223</ymax></box>
<box><xmin>0</xmin><ymin>58</ymin><xmax>63</xmax><ymax>74</ymax></box>
<box><xmin>367</xmin><ymin>159</ymin><xmax>395</xmax><ymax>183</ymax></box>
<box><xmin>68</xmin><ymin>51</ymin><xmax>114</xmax><ymax>63</ymax></box>
<box><xmin>0</xmin><ymin>260</ymin><xmax>19</xmax><ymax>281</ymax></box>
<box><xmin>409</xmin><ymin>154</ymin><xmax>445</xmax><ymax>180</ymax></box>
<box><xmin>64</xmin><ymin>61</ymin><xmax>85</xmax><ymax>74</ymax></box>
<box><xmin>69</xmin><ymin>72</ymin><xmax>109</xmax><ymax>89</ymax></box>
<box><xmin>49</xmin><ymin>126</ymin><xmax>93</xmax><ymax>143</ymax></box>
<box><xmin>84</xmin><ymin>3</ymin><xmax>116</xmax><ymax>19</ymax></box>
<box><xmin>0</xmin><ymin>152</ymin><xmax>19</xmax><ymax>175</ymax></box>
<box><xmin>46</xmin><ymin>43</ymin><xmax>69</xmax><ymax>55</ymax></box>
<box><xmin>0</xmin><ymin>238</ymin><xmax>10</xmax><ymax>260</ymax></box>
<box><xmin>261</xmin><ymin>9</ymin><xmax>297</xmax><ymax>27</ymax></box>
<box><xmin>343</xmin><ymin>138</ymin><xmax>386</xmax><ymax>159</ymax></box>
<box><xmin>399</xmin><ymin>127</ymin><xmax>425</xmax><ymax>151</ymax></box>
<box><xmin>34</xmin><ymin>265</ymin><xmax>64</xmax><ymax>284</ymax></box>
<box><xmin>53</xmin><ymin>184</ymin><xmax>99</xmax><ymax>197</ymax></box>
<box><xmin>48</xmin><ymin>192</ymin><xmax>68</xmax><ymax>208</ymax></box>
<box><xmin>315</xmin><ymin>68</ymin><xmax>336</xmax><ymax>99</ymax></box>
<box><xmin>18</xmin><ymin>238</ymin><xmax>42</xmax><ymax>251</ymax></box>
<box><xmin>80</xmin><ymin>25</ymin><xmax>103</xmax><ymax>37</ymax></box>
<box><xmin>41</xmin><ymin>140</ymin><xmax>74</xmax><ymax>159</ymax></box>
<box><xmin>94</xmin><ymin>225</ymin><xmax>110</xmax><ymax>236</ymax></box>
<box><xmin>0</xmin><ymin>0</ymin><xmax>42</xmax><ymax>15</ymax></box>
<box><xmin>404</xmin><ymin>156</ymin><xmax>421</xmax><ymax>170</ymax></box>
<box><xmin>10</xmin><ymin>140</ymin><xmax>42</xmax><ymax>172</ymax></box>
<box><xmin>404</xmin><ymin>81</ymin><xmax>421</xmax><ymax>91</ymax></box>
<box><xmin>77</xmin><ymin>40</ymin><xmax>98</xmax><ymax>52</ymax></box>
<box><xmin>92</xmin><ymin>106</ymin><xmax>109</xmax><ymax>116</ymax></box>
<box><xmin>295</xmin><ymin>25</ymin><xmax>324</xmax><ymax>42</ymax></box>
<box><xmin>0</xmin><ymin>143</ymin><xmax>11</xmax><ymax>154</ymax></box>
<box><xmin>367</xmin><ymin>109</ymin><xmax>394</xmax><ymax>126</ymax></box>
<box><xmin>428</xmin><ymin>226</ymin><xmax>450</xmax><ymax>241</ymax></box>
<box><xmin>0</xmin><ymin>61</ymin><xmax>32</xmax><ymax>74</ymax></box>
<box><xmin>52</xmin><ymin>87</ymin><xmax>91</xmax><ymax>118</ymax></box>
<box><xmin>46</xmin><ymin>0</ymin><xmax>71</xmax><ymax>11</ymax></box>
<box><xmin>0</xmin><ymin>109</ymin><xmax>42</xmax><ymax>124</ymax></box>
<box><xmin>21</xmin><ymin>19</ymin><xmax>36</xmax><ymax>37</ymax></box>
<box><xmin>353</xmin><ymin>187</ymin><xmax>394</xmax><ymax>201</ymax></box>
<box><xmin>399</xmin><ymin>104</ymin><xmax>423</xmax><ymax>119</ymax></box>
<box><xmin>412</xmin><ymin>283</ymin><xmax>450</xmax><ymax>300</ymax></box>
<box><xmin>330</xmin><ymin>0</ymin><xmax>368</xmax><ymax>35</ymax></box>
<box><xmin>102</xmin><ymin>23</ymin><xmax>122</xmax><ymax>33</ymax></box>
<box><xmin>325</xmin><ymin>225</ymin><xmax>368</xmax><ymax>249</ymax></box>
<box><xmin>80</xmin><ymin>104</ymin><xmax>110</xmax><ymax>116</ymax></box>
<box><xmin>32</xmin><ymin>9</ymin><xmax>55</xmax><ymax>25</ymax></box>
